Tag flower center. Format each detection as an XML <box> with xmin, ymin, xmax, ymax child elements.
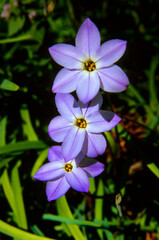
<box><xmin>75</xmin><ymin>118</ymin><xmax>87</xmax><ymax>128</ymax></box>
<box><xmin>84</xmin><ymin>60</ymin><xmax>96</xmax><ymax>72</ymax></box>
<box><xmin>64</xmin><ymin>163</ymin><xmax>73</xmax><ymax>172</ymax></box>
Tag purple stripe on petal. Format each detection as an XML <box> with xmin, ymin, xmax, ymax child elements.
<box><xmin>52</xmin><ymin>68</ymin><xmax>81</xmax><ymax>93</ymax></box>
<box><xmin>33</xmin><ymin>162</ymin><xmax>65</xmax><ymax>181</ymax></box>
<box><xmin>75</xmin><ymin>18</ymin><xmax>101</xmax><ymax>58</ymax></box>
<box><xmin>96</xmin><ymin>39</ymin><xmax>127</xmax><ymax>68</ymax></box>
<box><xmin>61</xmin><ymin>127</ymin><xmax>85</xmax><ymax>161</ymax></box>
<box><xmin>46</xmin><ymin>177</ymin><xmax>70</xmax><ymax>201</ymax></box>
<box><xmin>65</xmin><ymin>167</ymin><xmax>89</xmax><ymax>192</ymax></box>
<box><xmin>48</xmin><ymin>116</ymin><xmax>71</xmax><ymax>142</ymax></box>
<box><xmin>48</xmin><ymin>146</ymin><xmax>63</xmax><ymax>162</ymax></box>
<box><xmin>76</xmin><ymin>71</ymin><xmax>100</xmax><ymax>104</ymax></box>
<box><xmin>55</xmin><ymin>93</ymin><xmax>82</xmax><ymax>122</ymax></box>
<box><xmin>82</xmin><ymin>133</ymin><xmax>106</xmax><ymax>157</ymax></box>
<box><xmin>98</xmin><ymin>65</ymin><xmax>129</xmax><ymax>92</ymax></box>
<box><xmin>78</xmin><ymin>92</ymin><xmax>103</xmax><ymax>117</ymax></box>
<box><xmin>49</xmin><ymin>43</ymin><xmax>86</xmax><ymax>69</ymax></box>
<box><xmin>78</xmin><ymin>157</ymin><xmax>105</xmax><ymax>177</ymax></box>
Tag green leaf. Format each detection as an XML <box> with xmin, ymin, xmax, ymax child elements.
<box><xmin>94</xmin><ymin>179</ymin><xmax>104</xmax><ymax>240</ymax></box>
<box><xmin>0</xmin><ymin>34</ymin><xmax>32</xmax><ymax>44</ymax></box>
<box><xmin>0</xmin><ymin>141</ymin><xmax>47</xmax><ymax>155</ymax></box>
<box><xmin>147</xmin><ymin>163</ymin><xmax>159</xmax><ymax>178</ymax></box>
<box><xmin>11</xmin><ymin>161</ymin><xmax>28</xmax><ymax>230</ymax></box>
<box><xmin>8</xmin><ymin>16</ymin><xmax>25</xmax><ymax>36</ymax></box>
<box><xmin>0</xmin><ymin>79</ymin><xmax>19</xmax><ymax>91</ymax></box>
<box><xmin>56</xmin><ymin>195</ymin><xmax>85</xmax><ymax>240</ymax></box>
<box><xmin>43</xmin><ymin>214</ymin><xmax>101</xmax><ymax>228</ymax></box>
<box><xmin>20</xmin><ymin>107</ymin><xmax>38</xmax><ymax>141</ymax></box>
<box><xmin>31</xmin><ymin>148</ymin><xmax>49</xmax><ymax>178</ymax></box>
<box><xmin>0</xmin><ymin>219</ymin><xmax>55</xmax><ymax>240</ymax></box>
<box><xmin>0</xmin><ymin>169</ymin><xmax>17</xmax><ymax>214</ymax></box>
<box><xmin>0</xmin><ymin>116</ymin><xmax>7</xmax><ymax>146</ymax></box>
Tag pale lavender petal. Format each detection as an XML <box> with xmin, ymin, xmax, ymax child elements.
<box><xmin>46</xmin><ymin>177</ymin><xmax>70</xmax><ymax>201</ymax></box>
<box><xmin>55</xmin><ymin>93</ymin><xmax>82</xmax><ymax>122</ymax></box>
<box><xmin>52</xmin><ymin>68</ymin><xmax>81</xmax><ymax>93</ymax></box>
<box><xmin>98</xmin><ymin>65</ymin><xmax>129</xmax><ymax>92</ymax></box>
<box><xmin>86</xmin><ymin>111</ymin><xmax>121</xmax><ymax>132</ymax></box>
<box><xmin>75</xmin><ymin>18</ymin><xmax>101</xmax><ymax>58</ymax></box>
<box><xmin>48</xmin><ymin>116</ymin><xmax>71</xmax><ymax>142</ymax></box>
<box><xmin>78</xmin><ymin>92</ymin><xmax>103</xmax><ymax>117</ymax></box>
<box><xmin>33</xmin><ymin>162</ymin><xmax>65</xmax><ymax>181</ymax></box>
<box><xmin>49</xmin><ymin>43</ymin><xmax>86</xmax><ymax>69</ymax></box>
<box><xmin>65</xmin><ymin>167</ymin><xmax>89</xmax><ymax>192</ymax></box>
<box><xmin>48</xmin><ymin>146</ymin><xmax>63</xmax><ymax>162</ymax></box>
<box><xmin>82</xmin><ymin>132</ymin><xmax>106</xmax><ymax>157</ymax></box>
<box><xmin>62</xmin><ymin>127</ymin><xmax>86</xmax><ymax>161</ymax></box>
<box><xmin>96</xmin><ymin>39</ymin><xmax>127</xmax><ymax>68</ymax></box>
<box><xmin>78</xmin><ymin>157</ymin><xmax>105</xmax><ymax>177</ymax></box>
<box><xmin>76</xmin><ymin>71</ymin><xmax>100</xmax><ymax>104</ymax></box>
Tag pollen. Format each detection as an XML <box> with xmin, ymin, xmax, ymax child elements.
<box><xmin>84</xmin><ymin>60</ymin><xmax>96</xmax><ymax>72</ymax></box>
<box><xmin>75</xmin><ymin>118</ymin><xmax>87</xmax><ymax>128</ymax></box>
<box><xmin>64</xmin><ymin>163</ymin><xmax>73</xmax><ymax>172</ymax></box>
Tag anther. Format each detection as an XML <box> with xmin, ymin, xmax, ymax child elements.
<box><xmin>64</xmin><ymin>163</ymin><xmax>73</xmax><ymax>172</ymax></box>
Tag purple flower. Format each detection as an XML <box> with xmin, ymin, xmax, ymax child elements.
<box><xmin>49</xmin><ymin>18</ymin><xmax>129</xmax><ymax>103</ymax></box>
<box><xmin>33</xmin><ymin>146</ymin><xmax>104</xmax><ymax>201</ymax></box>
<box><xmin>48</xmin><ymin>93</ymin><xmax>121</xmax><ymax>161</ymax></box>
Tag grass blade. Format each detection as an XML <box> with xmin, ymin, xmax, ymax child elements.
<box><xmin>0</xmin><ymin>116</ymin><xmax>7</xmax><ymax>146</ymax></box>
<box><xmin>56</xmin><ymin>195</ymin><xmax>85</xmax><ymax>240</ymax></box>
<box><xmin>0</xmin><ymin>141</ymin><xmax>46</xmax><ymax>155</ymax></box>
<box><xmin>0</xmin><ymin>219</ymin><xmax>55</xmax><ymax>240</ymax></box>
<box><xmin>11</xmin><ymin>161</ymin><xmax>28</xmax><ymax>230</ymax></box>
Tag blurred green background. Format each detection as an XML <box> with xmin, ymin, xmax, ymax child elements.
<box><xmin>0</xmin><ymin>0</ymin><xmax>159</xmax><ymax>239</ymax></box>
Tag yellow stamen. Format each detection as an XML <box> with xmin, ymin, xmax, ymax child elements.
<box><xmin>84</xmin><ymin>60</ymin><xmax>96</xmax><ymax>72</ymax></box>
<box><xmin>75</xmin><ymin>118</ymin><xmax>87</xmax><ymax>128</ymax></box>
<box><xmin>64</xmin><ymin>163</ymin><xmax>73</xmax><ymax>172</ymax></box>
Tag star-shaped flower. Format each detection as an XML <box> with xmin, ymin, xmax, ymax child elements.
<box><xmin>49</xmin><ymin>18</ymin><xmax>129</xmax><ymax>103</ymax></box>
<box><xmin>33</xmin><ymin>146</ymin><xmax>104</xmax><ymax>201</ymax></box>
<box><xmin>48</xmin><ymin>93</ymin><xmax>120</xmax><ymax>161</ymax></box>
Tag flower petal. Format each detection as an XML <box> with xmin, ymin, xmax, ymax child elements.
<box><xmin>96</xmin><ymin>39</ymin><xmax>127</xmax><ymax>68</ymax></box>
<box><xmin>76</xmin><ymin>71</ymin><xmax>100</xmax><ymax>104</ymax></box>
<box><xmin>65</xmin><ymin>167</ymin><xmax>89</xmax><ymax>192</ymax></box>
<box><xmin>46</xmin><ymin>177</ymin><xmax>70</xmax><ymax>201</ymax></box>
<box><xmin>86</xmin><ymin>110</ymin><xmax>121</xmax><ymax>132</ymax></box>
<box><xmin>48</xmin><ymin>116</ymin><xmax>71</xmax><ymax>142</ymax></box>
<box><xmin>62</xmin><ymin>127</ymin><xmax>86</xmax><ymax>161</ymax></box>
<box><xmin>48</xmin><ymin>146</ymin><xmax>63</xmax><ymax>162</ymax></box>
<box><xmin>98</xmin><ymin>65</ymin><xmax>129</xmax><ymax>92</ymax></box>
<box><xmin>49</xmin><ymin>43</ymin><xmax>85</xmax><ymax>69</ymax></box>
<box><xmin>82</xmin><ymin>132</ymin><xmax>106</xmax><ymax>157</ymax></box>
<box><xmin>75</xmin><ymin>18</ymin><xmax>101</xmax><ymax>58</ymax></box>
<box><xmin>55</xmin><ymin>93</ymin><xmax>82</xmax><ymax>122</ymax></box>
<box><xmin>78</xmin><ymin>92</ymin><xmax>103</xmax><ymax>117</ymax></box>
<box><xmin>78</xmin><ymin>157</ymin><xmax>105</xmax><ymax>177</ymax></box>
<box><xmin>33</xmin><ymin>162</ymin><xmax>65</xmax><ymax>181</ymax></box>
<box><xmin>52</xmin><ymin>68</ymin><xmax>81</xmax><ymax>93</ymax></box>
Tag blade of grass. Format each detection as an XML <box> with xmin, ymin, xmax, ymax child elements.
<box><xmin>0</xmin><ymin>219</ymin><xmax>55</xmax><ymax>240</ymax></box>
<box><xmin>147</xmin><ymin>163</ymin><xmax>159</xmax><ymax>178</ymax></box>
<box><xmin>31</xmin><ymin>148</ymin><xmax>49</xmax><ymax>178</ymax></box>
<box><xmin>94</xmin><ymin>179</ymin><xmax>104</xmax><ymax>240</ymax></box>
<box><xmin>11</xmin><ymin>161</ymin><xmax>28</xmax><ymax>230</ymax></box>
<box><xmin>0</xmin><ymin>140</ymin><xmax>46</xmax><ymax>155</ymax></box>
<box><xmin>0</xmin><ymin>169</ymin><xmax>17</xmax><ymax>215</ymax></box>
<box><xmin>43</xmin><ymin>214</ymin><xmax>101</xmax><ymax>228</ymax></box>
<box><xmin>0</xmin><ymin>34</ymin><xmax>32</xmax><ymax>44</ymax></box>
<box><xmin>20</xmin><ymin>107</ymin><xmax>38</xmax><ymax>141</ymax></box>
<box><xmin>56</xmin><ymin>195</ymin><xmax>85</xmax><ymax>240</ymax></box>
<box><xmin>0</xmin><ymin>116</ymin><xmax>7</xmax><ymax>146</ymax></box>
